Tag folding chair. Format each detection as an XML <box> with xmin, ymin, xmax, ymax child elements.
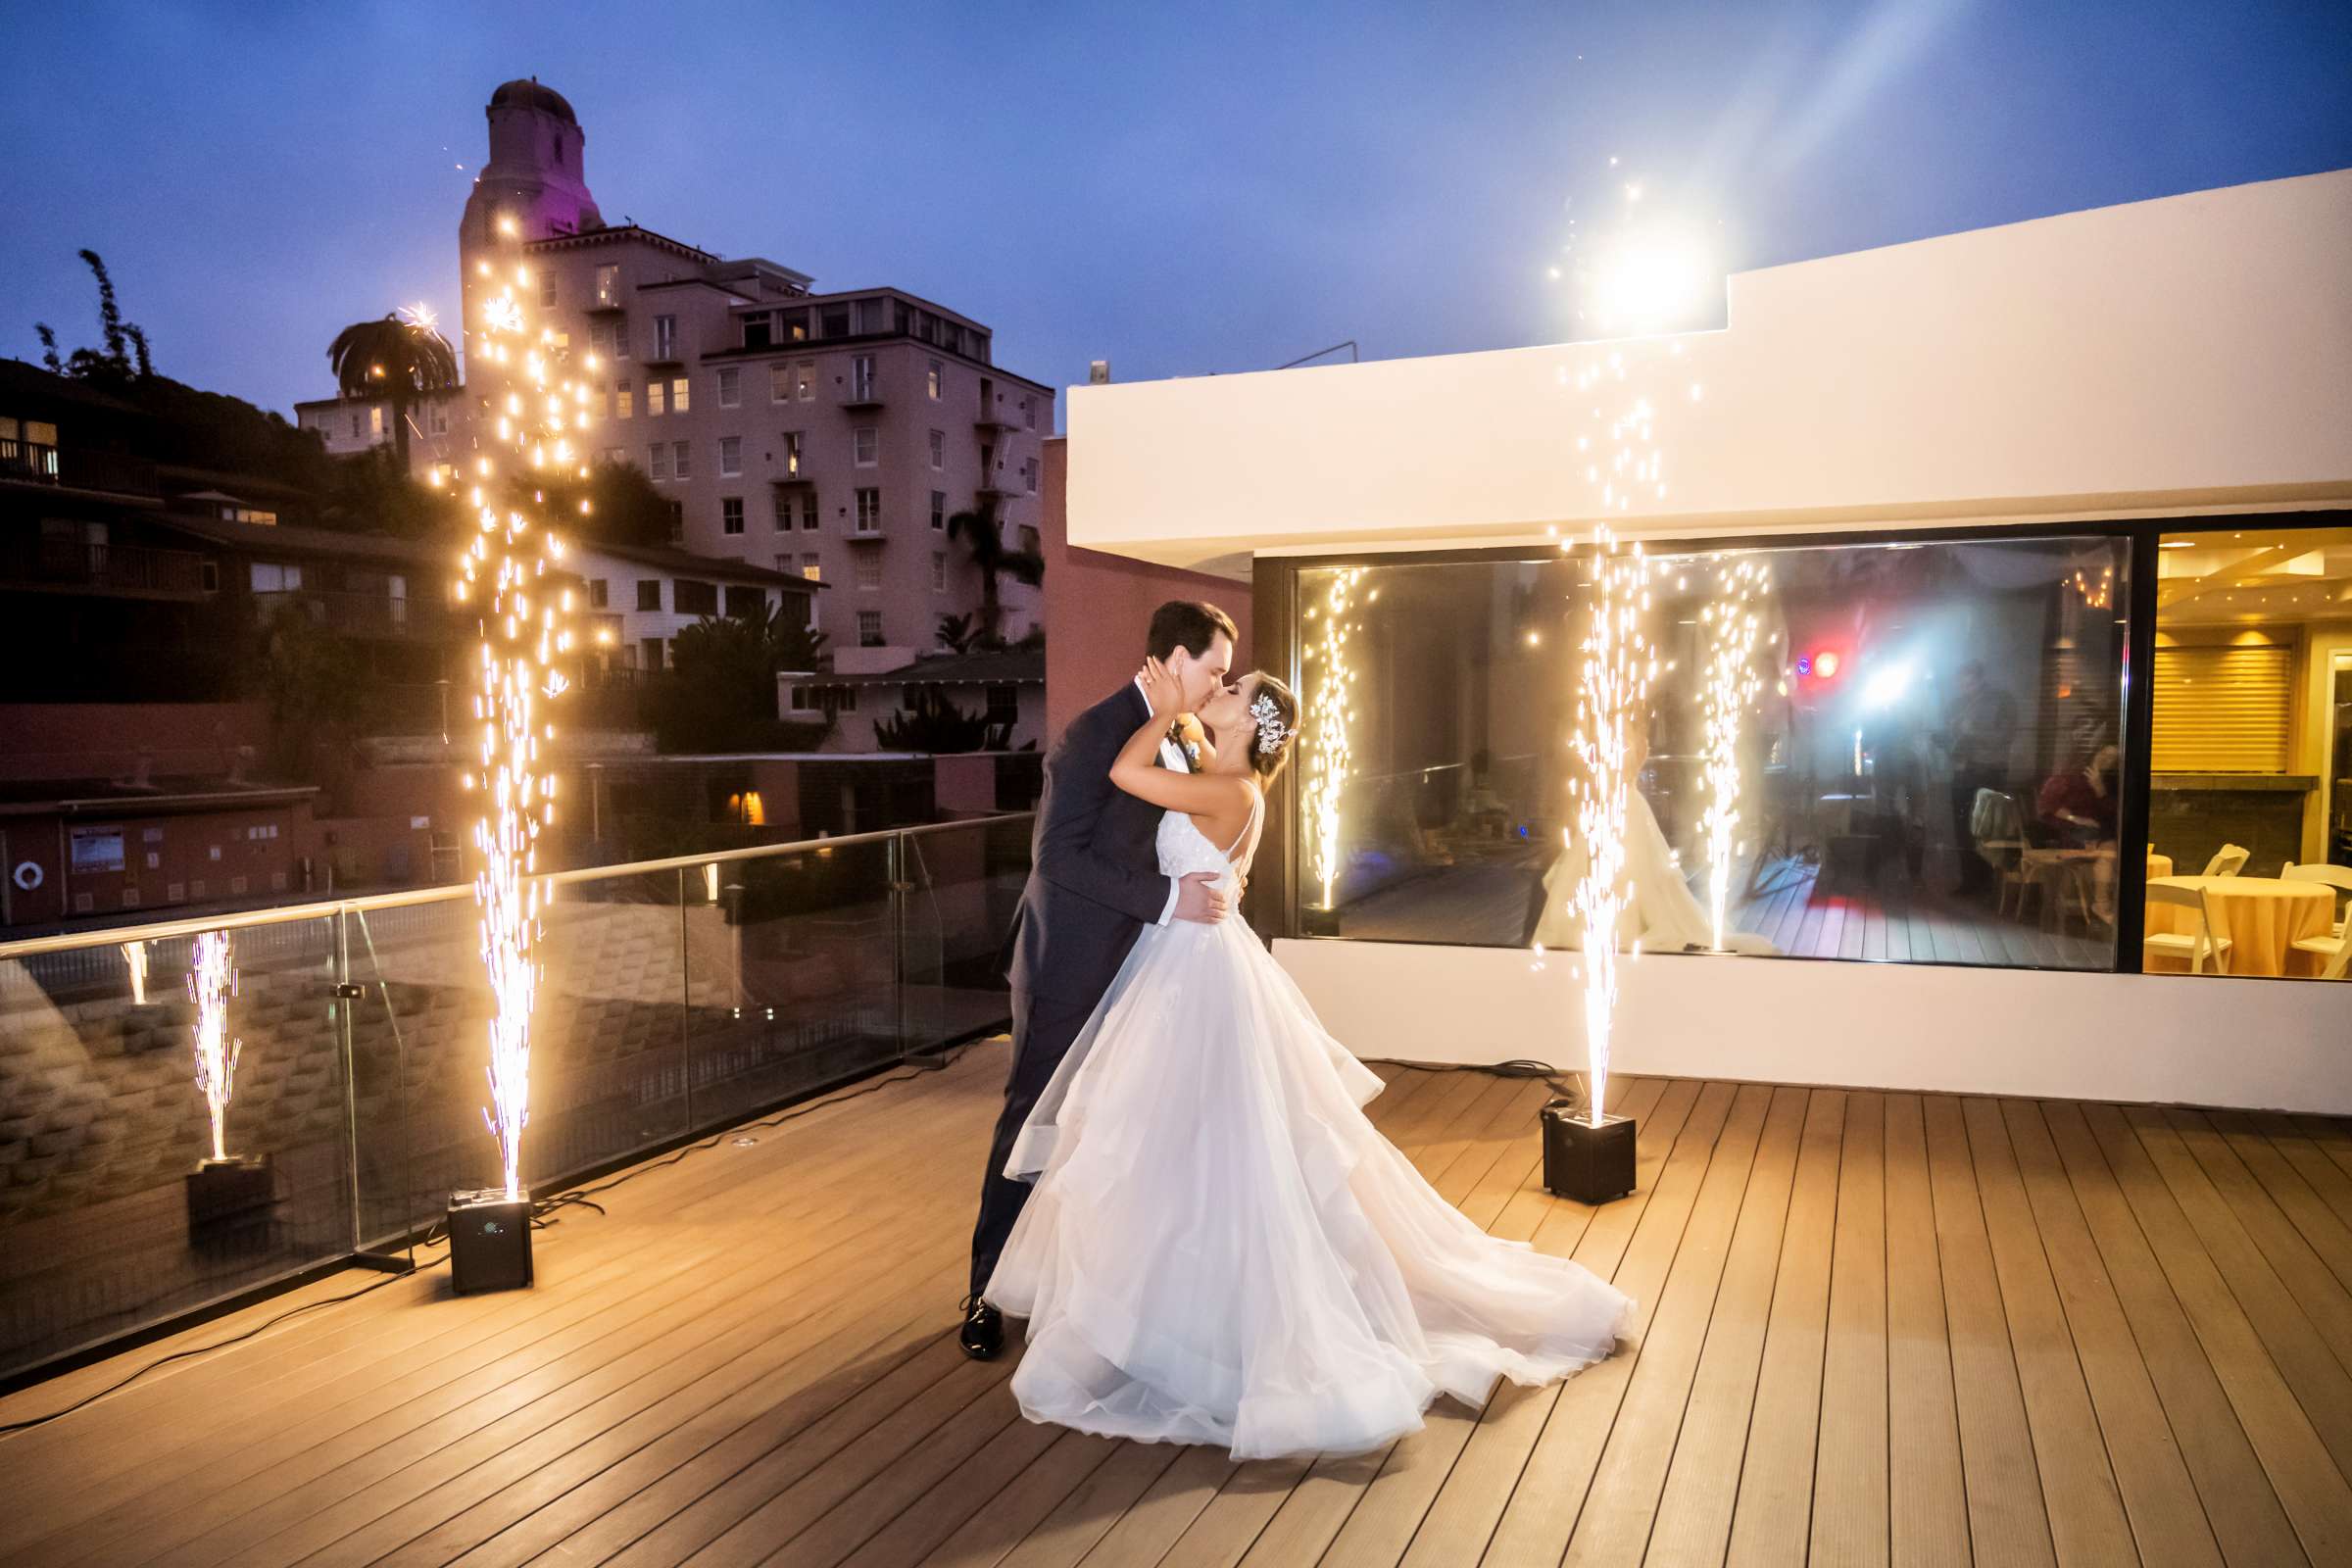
<box><xmin>2145</xmin><ymin>882</ymin><xmax>2232</xmax><ymax>975</ymax></box>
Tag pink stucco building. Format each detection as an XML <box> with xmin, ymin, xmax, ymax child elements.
<box><xmin>297</xmin><ymin>77</ymin><xmax>1053</xmax><ymax>677</ymax></box>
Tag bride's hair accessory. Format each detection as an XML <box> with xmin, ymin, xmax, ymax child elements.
<box><xmin>1250</xmin><ymin>692</ymin><xmax>1289</xmax><ymax>755</ymax></box>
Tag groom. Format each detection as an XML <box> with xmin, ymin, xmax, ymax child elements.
<box><xmin>960</xmin><ymin>599</ymin><xmax>1240</xmax><ymax>1359</ymax></box>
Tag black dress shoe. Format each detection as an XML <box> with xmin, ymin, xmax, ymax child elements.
<box><xmin>958</xmin><ymin>1293</ymin><xmax>1004</xmax><ymax>1360</ymax></box>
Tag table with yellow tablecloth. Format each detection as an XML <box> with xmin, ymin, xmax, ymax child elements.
<box><xmin>2144</xmin><ymin>874</ymin><xmax>2334</xmax><ymax>976</ymax></box>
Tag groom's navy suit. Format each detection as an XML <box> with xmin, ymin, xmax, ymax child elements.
<box><xmin>970</xmin><ymin>680</ymin><xmax>1180</xmax><ymax>1302</ymax></box>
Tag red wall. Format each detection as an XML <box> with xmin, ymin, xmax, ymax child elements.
<box><xmin>0</xmin><ymin>703</ymin><xmax>272</xmax><ymax>781</ymax></box>
<box><xmin>1039</xmin><ymin>437</ymin><xmax>1252</xmax><ymax>745</ymax></box>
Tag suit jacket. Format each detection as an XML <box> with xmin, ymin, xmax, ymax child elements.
<box><xmin>1003</xmin><ymin>682</ymin><xmax>1177</xmax><ymax>1004</ymax></box>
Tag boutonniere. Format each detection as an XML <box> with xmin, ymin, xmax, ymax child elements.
<box><xmin>1167</xmin><ymin>719</ymin><xmax>1202</xmax><ymax>773</ymax></box>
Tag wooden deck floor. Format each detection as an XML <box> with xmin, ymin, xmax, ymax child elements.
<box><xmin>3</xmin><ymin>1045</ymin><xmax>2349</xmax><ymax>1567</ymax></box>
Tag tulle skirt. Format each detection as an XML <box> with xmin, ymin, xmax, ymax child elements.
<box><xmin>983</xmin><ymin>917</ymin><xmax>1635</xmax><ymax>1460</ymax></box>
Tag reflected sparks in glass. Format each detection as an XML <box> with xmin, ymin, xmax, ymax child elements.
<box><xmin>186</xmin><ymin>930</ymin><xmax>241</xmax><ymax>1162</ymax></box>
<box><xmin>1698</xmin><ymin>558</ymin><xmax>1770</xmax><ymax>952</ymax></box>
<box><xmin>1302</xmin><ymin>567</ymin><xmax>1366</xmax><ymax>912</ymax></box>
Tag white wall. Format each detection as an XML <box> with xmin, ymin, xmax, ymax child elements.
<box><xmin>1276</xmin><ymin>938</ymin><xmax>2350</xmax><ymax>1114</ymax></box>
<box><xmin>1068</xmin><ymin>169</ymin><xmax>2352</xmax><ymax>572</ymax></box>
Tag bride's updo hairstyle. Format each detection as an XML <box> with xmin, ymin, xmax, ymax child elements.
<box><xmin>1245</xmin><ymin>673</ymin><xmax>1301</xmax><ymax>780</ymax></box>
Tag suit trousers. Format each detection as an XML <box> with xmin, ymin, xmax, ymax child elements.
<box><xmin>968</xmin><ymin>986</ymin><xmax>1099</xmax><ymax>1303</ymax></box>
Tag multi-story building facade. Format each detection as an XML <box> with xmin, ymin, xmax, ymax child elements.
<box><xmin>297</xmin><ymin>77</ymin><xmax>1054</xmax><ymax>674</ymax></box>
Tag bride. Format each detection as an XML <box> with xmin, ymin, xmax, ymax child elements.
<box><xmin>983</xmin><ymin>658</ymin><xmax>1633</xmax><ymax>1461</ymax></box>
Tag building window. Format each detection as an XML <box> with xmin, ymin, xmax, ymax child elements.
<box><xmin>671</xmin><ymin>440</ymin><xmax>691</xmax><ymax>479</ymax></box>
<box><xmin>856</xmin><ymin>553</ymin><xmax>883</xmax><ymax>590</ymax></box>
<box><xmin>349</xmin><ymin>409</ymin><xmax>364</xmax><ymax>438</ymax></box>
<box><xmin>820</xmin><ymin>304</ymin><xmax>851</xmax><ymax>338</ymax></box>
<box><xmin>742</xmin><ymin>313</ymin><xmax>772</xmax><ymax>351</ymax></box>
<box><xmin>1022</xmin><ymin>395</ymin><xmax>1036</xmax><ymax>430</ymax></box>
<box><xmin>987</xmin><ymin>683</ymin><xmax>1019</xmax><ymax>724</ymax></box>
<box><xmin>595</xmin><ymin>263</ymin><xmax>620</xmax><ymax>308</ymax></box>
<box><xmin>428</xmin><ymin>402</ymin><xmax>449</xmax><ymax>434</ymax></box>
<box><xmin>852</xmin><ymin>355</ymin><xmax>876</xmax><ymax>401</ymax></box>
<box><xmin>773</xmin><ymin>492</ymin><xmax>794</xmax><ymax>531</ymax></box>
<box><xmin>782</xmin><ymin>308</ymin><xmax>809</xmax><ymax>342</ymax></box>
<box><xmin>801</xmin><ymin>552</ymin><xmax>821</xmax><ymax>581</ymax></box>
<box><xmin>857</xmin><ymin>298</ymin><xmax>884</xmax><ymax>333</ymax></box>
<box><xmin>654</xmin><ymin>315</ymin><xmax>677</xmax><ymax>359</ymax></box>
<box><xmin>674</xmin><ymin>577</ymin><xmax>717</xmax><ymax>615</ymax></box>
<box><xmin>781</xmin><ymin>430</ymin><xmax>804</xmax><ymax>475</ymax></box>
<box><xmin>931</xmin><ymin>490</ymin><xmax>946</xmax><ymax>530</ymax></box>
<box><xmin>587</xmin><ymin>578</ymin><xmax>609</xmax><ymax>609</ymax></box>
<box><xmin>796</xmin><ymin>361</ymin><xmax>816</xmax><ymax>400</ymax></box>
<box><xmin>1025</xmin><ymin>457</ymin><xmax>1039</xmax><ymax>494</ymax></box>
<box><xmin>636</xmin><ymin>579</ymin><xmax>662</xmax><ymax>611</ymax></box>
<box><xmin>855</xmin><ymin>487</ymin><xmax>881</xmax><ymax>534</ymax></box>
<box><xmin>928</xmin><ymin>428</ymin><xmax>944</xmax><ymax>468</ymax></box>
<box><xmin>721</xmin><ymin>497</ymin><xmax>745</xmax><ymax>534</ymax></box>
<box><xmin>670</xmin><ymin>376</ymin><xmax>689</xmax><ymax>414</ymax></box>
<box><xmin>725</xmin><ymin>584</ymin><xmax>765</xmax><ymax>618</ymax></box>
<box><xmin>854</xmin><ymin>426</ymin><xmax>878</xmax><ymax>466</ymax></box>
<box><xmin>800</xmin><ymin>492</ymin><xmax>818</xmax><ymax>529</ymax></box>
<box><xmin>539</xmin><ymin>270</ymin><xmax>558</xmax><ymax>307</ymax></box>
<box><xmin>931</xmin><ymin>552</ymin><xmax>947</xmax><ymax>593</ymax></box>
<box><xmin>642</xmin><ymin>636</ymin><xmax>664</xmax><ymax>669</ymax></box>
<box><xmin>611</xmin><ymin>318</ymin><xmax>629</xmax><ymax>359</ymax></box>
<box><xmin>1019</xmin><ymin>524</ymin><xmax>1041</xmax><ymax>556</ymax></box>
<box><xmin>858</xmin><ymin>610</ymin><xmax>884</xmax><ymax>647</ymax></box>
<box><xmin>769</xmin><ymin>362</ymin><xmax>792</xmax><ymax>403</ymax></box>
<box><xmin>649</xmin><ymin>442</ymin><xmax>669</xmax><ymax>480</ymax></box>
<box><xmin>717</xmin><ymin>367</ymin><xmax>741</xmax><ymax>408</ymax></box>
<box><xmin>927</xmin><ymin>360</ymin><xmax>943</xmax><ymax>399</ymax></box>
<box><xmin>250</xmin><ymin>562</ymin><xmax>303</xmax><ymax>593</ymax></box>
<box><xmin>615</xmin><ymin>380</ymin><xmax>633</xmax><ymax>418</ymax></box>
<box><xmin>648</xmin><ymin>379</ymin><xmax>666</xmax><ymax>416</ymax></box>
<box><xmin>719</xmin><ymin>436</ymin><xmax>742</xmax><ymax>476</ymax></box>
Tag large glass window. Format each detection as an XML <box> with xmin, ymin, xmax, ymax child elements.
<box><xmin>1290</xmin><ymin>533</ymin><xmax>2132</xmax><ymax>970</ymax></box>
<box><xmin>2141</xmin><ymin>522</ymin><xmax>2351</xmax><ymax>980</ymax></box>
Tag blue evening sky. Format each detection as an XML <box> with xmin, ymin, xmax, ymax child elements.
<box><xmin>2</xmin><ymin>1</ymin><xmax>2345</xmax><ymax>423</ymax></box>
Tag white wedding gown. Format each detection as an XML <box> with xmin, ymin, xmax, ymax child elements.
<box><xmin>984</xmin><ymin>789</ymin><xmax>1634</xmax><ymax>1460</ymax></box>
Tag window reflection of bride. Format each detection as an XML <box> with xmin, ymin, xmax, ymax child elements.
<box><xmin>1527</xmin><ymin>722</ymin><xmax>1781</xmax><ymax>956</ymax></box>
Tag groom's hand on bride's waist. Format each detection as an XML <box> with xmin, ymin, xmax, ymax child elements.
<box><xmin>1173</xmin><ymin>870</ymin><xmax>1230</xmax><ymax>924</ymax></box>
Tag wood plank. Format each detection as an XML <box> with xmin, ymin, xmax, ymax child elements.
<box><xmin>2001</xmin><ymin>1100</ymin><xmax>2270</xmax><ymax>1568</ymax></box>
<box><xmin>2181</xmin><ymin>1110</ymin><xmax>2352</xmax><ymax>1313</ymax></box>
<box><xmin>1961</xmin><ymin>1098</ymin><xmax>2164</xmax><ymax>1566</ymax></box>
<box><xmin>1923</xmin><ymin>1094</ymin><xmax>2057</xmax><ymax>1567</ymax></box>
<box><xmin>2120</xmin><ymin>1107</ymin><xmax>2352</xmax><ymax>1467</ymax></box>
<box><xmin>1642</xmin><ymin>1087</ymin><xmax>1821</xmax><ymax>1566</ymax></box>
<box><xmin>1883</xmin><ymin>1094</ymin><xmax>1970</xmax><ymax>1568</ymax></box>
<box><xmin>2248</xmin><ymin>1114</ymin><xmax>2352</xmax><ymax>1233</ymax></box>
<box><xmin>1807</xmin><ymin>1090</ymin><xmax>1890</xmax><ymax>1568</ymax></box>
<box><xmin>2073</xmin><ymin>1102</ymin><xmax>2352</xmax><ymax>1565</ymax></box>
<box><xmin>1724</xmin><ymin>1089</ymin><xmax>1846</xmax><ymax>1567</ymax></box>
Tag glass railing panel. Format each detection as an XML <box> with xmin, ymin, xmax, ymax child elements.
<box><xmin>682</xmin><ymin>838</ymin><xmax>902</xmax><ymax>1127</ymax></box>
<box><xmin>897</xmin><ymin>819</ymin><xmax>1027</xmax><ymax>1057</ymax></box>
<box><xmin>344</xmin><ymin>863</ymin><xmax>692</xmax><ymax>1243</ymax></box>
<box><xmin>0</xmin><ymin>916</ymin><xmax>352</xmax><ymax>1381</ymax></box>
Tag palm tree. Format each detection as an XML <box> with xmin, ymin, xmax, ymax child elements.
<box><xmin>945</xmin><ymin>506</ymin><xmax>1045</xmax><ymax>643</ymax></box>
<box><xmin>325</xmin><ymin>314</ymin><xmax>460</xmax><ymax>471</ymax></box>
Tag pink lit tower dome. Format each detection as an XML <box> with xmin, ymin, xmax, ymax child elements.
<box><xmin>462</xmin><ymin>77</ymin><xmax>605</xmax><ymax>249</ymax></box>
<box><xmin>456</xmin><ymin>77</ymin><xmax>606</xmax><ymax>375</ymax></box>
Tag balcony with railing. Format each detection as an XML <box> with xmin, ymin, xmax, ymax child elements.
<box><xmin>0</xmin><ymin>534</ymin><xmax>213</xmax><ymax>598</ymax></box>
<box><xmin>0</xmin><ymin>439</ymin><xmax>159</xmax><ymax>497</ymax></box>
<box><xmin>249</xmin><ymin>587</ymin><xmax>444</xmax><ymax>639</ymax></box>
